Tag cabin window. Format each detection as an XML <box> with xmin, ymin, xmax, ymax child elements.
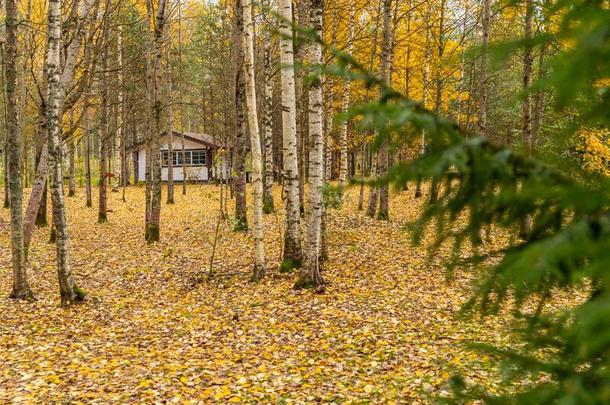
<box><xmin>161</xmin><ymin>149</ymin><xmax>207</xmax><ymax>167</ymax></box>
<box><xmin>191</xmin><ymin>150</ymin><xmax>206</xmax><ymax>165</ymax></box>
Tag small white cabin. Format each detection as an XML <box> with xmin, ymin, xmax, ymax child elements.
<box><xmin>132</xmin><ymin>131</ymin><xmax>228</xmax><ymax>182</ymax></box>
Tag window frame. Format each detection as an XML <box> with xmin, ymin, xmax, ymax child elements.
<box><xmin>160</xmin><ymin>148</ymin><xmax>207</xmax><ymax>168</ymax></box>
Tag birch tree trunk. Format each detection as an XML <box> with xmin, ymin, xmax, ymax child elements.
<box><xmin>233</xmin><ymin>0</ymin><xmax>248</xmax><ymax>232</ymax></box>
<box><xmin>294</xmin><ymin>0</ymin><xmax>308</xmax><ymax>216</ymax></box>
<box><xmin>278</xmin><ymin>0</ymin><xmax>302</xmax><ymax>269</ymax></box>
<box><xmin>415</xmin><ymin>12</ymin><xmax>432</xmax><ymax>199</ymax></box>
<box><xmin>366</xmin><ymin>153</ymin><xmax>378</xmax><ymax>217</ymax></box>
<box><xmin>519</xmin><ymin>0</ymin><xmax>535</xmax><ymax>238</ymax></box>
<box><xmin>377</xmin><ymin>0</ymin><xmax>392</xmax><ymax>220</ymax></box>
<box><xmin>145</xmin><ymin>0</ymin><xmax>167</xmax><ymax>242</ymax></box>
<box><xmin>98</xmin><ymin>19</ymin><xmax>110</xmax><ymax>223</ymax></box>
<box><xmin>113</xmin><ymin>26</ymin><xmax>124</xmax><ymax>194</ymax></box>
<box><xmin>3</xmin><ymin>138</ymin><xmax>9</xmax><ymax>210</ymax></box>
<box><xmin>522</xmin><ymin>0</ymin><xmax>534</xmax><ymax>156</ymax></box>
<box><xmin>5</xmin><ymin>0</ymin><xmax>34</xmax><ymax>300</ymax></box>
<box><xmin>338</xmin><ymin>10</ymin><xmax>354</xmax><ymax>185</ymax></box>
<box><xmin>262</xmin><ymin>0</ymin><xmax>275</xmax><ymax>214</ymax></box>
<box><xmin>243</xmin><ymin>0</ymin><xmax>266</xmax><ymax>280</ymax></box>
<box><xmin>295</xmin><ymin>0</ymin><xmax>324</xmax><ymax>289</ymax></box>
<box><xmin>428</xmin><ymin>0</ymin><xmax>446</xmax><ymax>206</ymax></box>
<box><xmin>477</xmin><ymin>0</ymin><xmax>490</xmax><ymax>137</ymax></box>
<box><xmin>84</xmin><ymin>98</ymin><xmax>93</xmax><ymax>207</ymax></box>
<box><xmin>177</xmin><ymin>0</ymin><xmax>187</xmax><ymax>195</ymax></box>
<box><xmin>165</xmin><ymin>7</ymin><xmax>175</xmax><ymax>204</ymax></box>
<box><xmin>23</xmin><ymin>0</ymin><xmax>94</xmax><ymax>249</ymax></box>
<box><xmin>46</xmin><ymin>0</ymin><xmax>83</xmax><ymax>306</ymax></box>
<box><xmin>68</xmin><ymin>135</ymin><xmax>76</xmax><ymax>196</ymax></box>
<box><xmin>532</xmin><ymin>43</ymin><xmax>546</xmax><ymax>147</ymax></box>
<box><xmin>66</xmin><ymin>112</ymin><xmax>77</xmax><ymax>199</ymax></box>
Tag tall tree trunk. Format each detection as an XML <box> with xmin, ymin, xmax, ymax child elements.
<box><xmin>262</xmin><ymin>0</ymin><xmax>275</xmax><ymax>214</ymax></box>
<box><xmin>366</xmin><ymin>153</ymin><xmax>378</xmax><ymax>217</ymax></box>
<box><xmin>177</xmin><ymin>0</ymin><xmax>187</xmax><ymax>195</ymax></box>
<box><xmin>365</xmin><ymin>0</ymin><xmax>383</xmax><ymax>211</ymax></box>
<box><xmin>84</xmin><ymin>99</ymin><xmax>93</xmax><ymax>207</ymax></box>
<box><xmin>6</xmin><ymin>0</ymin><xmax>34</xmax><ymax>300</ymax></box>
<box><xmin>145</xmin><ymin>0</ymin><xmax>167</xmax><ymax>242</ymax></box>
<box><xmin>278</xmin><ymin>0</ymin><xmax>302</xmax><ymax>269</ymax></box>
<box><xmin>165</xmin><ymin>7</ymin><xmax>175</xmax><ymax>204</ymax></box>
<box><xmin>477</xmin><ymin>0</ymin><xmax>490</xmax><ymax>137</ymax></box>
<box><xmin>46</xmin><ymin>0</ymin><xmax>83</xmax><ymax>306</ymax></box>
<box><xmin>23</xmin><ymin>0</ymin><xmax>94</xmax><ymax>249</ymax></box>
<box><xmin>377</xmin><ymin>0</ymin><xmax>392</xmax><ymax>220</ymax></box>
<box><xmin>296</xmin><ymin>0</ymin><xmax>324</xmax><ymax>289</ymax></box>
<box><xmin>416</xmin><ymin>11</ymin><xmax>432</xmax><ymax>199</ymax></box>
<box><xmin>98</xmin><ymin>19</ymin><xmax>110</xmax><ymax>223</ymax></box>
<box><xmin>324</xmin><ymin>79</ymin><xmax>333</xmax><ymax>183</ymax></box>
<box><xmin>68</xmin><ymin>110</ymin><xmax>76</xmax><ymax>197</ymax></box>
<box><xmin>294</xmin><ymin>0</ymin><xmax>309</xmax><ymax>216</ymax></box>
<box><xmin>338</xmin><ymin>10</ymin><xmax>354</xmax><ymax>185</ymax></box>
<box><xmin>233</xmin><ymin>0</ymin><xmax>248</xmax><ymax>232</ymax></box>
<box><xmin>428</xmin><ymin>0</ymin><xmax>446</xmax><ymax>206</ymax></box>
<box><xmin>522</xmin><ymin>0</ymin><xmax>533</xmax><ymax>155</ymax></box>
<box><xmin>532</xmin><ymin>43</ymin><xmax>546</xmax><ymax>147</ymax></box>
<box><xmin>519</xmin><ymin>0</ymin><xmax>534</xmax><ymax>239</ymax></box>
<box><xmin>243</xmin><ymin>0</ymin><xmax>266</xmax><ymax>279</ymax></box>
<box><xmin>118</xmin><ymin>27</ymin><xmax>127</xmax><ymax>202</ymax></box>
<box><xmin>114</xmin><ymin>25</ymin><xmax>124</xmax><ymax>195</ymax></box>
<box><xmin>3</xmin><ymin>138</ymin><xmax>9</xmax><ymax>210</ymax></box>
<box><xmin>68</xmin><ymin>141</ymin><xmax>76</xmax><ymax>196</ymax></box>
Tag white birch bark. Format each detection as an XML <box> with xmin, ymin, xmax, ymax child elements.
<box><xmin>164</xmin><ymin>6</ymin><xmax>175</xmax><ymax>203</ymax></box>
<box><xmin>243</xmin><ymin>0</ymin><xmax>266</xmax><ymax>279</ymax></box>
<box><xmin>46</xmin><ymin>0</ymin><xmax>82</xmax><ymax>306</ymax></box>
<box><xmin>296</xmin><ymin>0</ymin><xmax>324</xmax><ymax>289</ymax></box>
<box><xmin>113</xmin><ymin>26</ymin><xmax>124</xmax><ymax>193</ymax></box>
<box><xmin>145</xmin><ymin>0</ymin><xmax>167</xmax><ymax>242</ymax></box>
<box><xmin>477</xmin><ymin>0</ymin><xmax>490</xmax><ymax>137</ymax></box>
<box><xmin>377</xmin><ymin>0</ymin><xmax>392</xmax><ymax>220</ymax></box>
<box><xmin>262</xmin><ymin>0</ymin><xmax>275</xmax><ymax>213</ymax></box>
<box><xmin>23</xmin><ymin>0</ymin><xmax>95</xmax><ymax>249</ymax></box>
<box><xmin>278</xmin><ymin>0</ymin><xmax>302</xmax><ymax>266</ymax></box>
<box><xmin>338</xmin><ymin>9</ymin><xmax>354</xmax><ymax>185</ymax></box>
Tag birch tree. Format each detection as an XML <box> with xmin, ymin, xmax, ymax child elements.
<box><xmin>22</xmin><ymin>0</ymin><xmax>96</xmax><ymax>250</ymax></box>
<box><xmin>262</xmin><ymin>0</ymin><xmax>275</xmax><ymax>214</ymax></box>
<box><xmin>478</xmin><ymin>0</ymin><xmax>490</xmax><ymax>136</ymax></box>
<box><xmin>84</xmin><ymin>97</ymin><xmax>93</xmax><ymax>207</ymax></box>
<box><xmin>242</xmin><ymin>0</ymin><xmax>266</xmax><ymax>279</ymax></box>
<box><xmin>99</xmin><ymin>17</ymin><xmax>110</xmax><ymax>223</ymax></box>
<box><xmin>145</xmin><ymin>0</ymin><xmax>167</xmax><ymax>242</ymax></box>
<box><xmin>233</xmin><ymin>0</ymin><xmax>248</xmax><ymax>231</ymax></box>
<box><xmin>338</xmin><ymin>10</ymin><xmax>354</xmax><ymax>185</ymax></box>
<box><xmin>165</xmin><ymin>5</ymin><xmax>175</xmax><ymax>204</ymax></box>
<box><xmin>278</xmin><ymin>0</ymin><xmax>302</xmax><ymax>269</ymax></box>
<box><xmin>113</xmin><ymin>26</ymin><xmax>125</xmax><ymax>195</ymax></box>
<box><xmin>5</xmin><ymin>0</ymin><xmax>33</xmax><ymax>300</ymax></box>
<box><xmin>295</xmin><ymin>0</ymin><xmax>324</xmax><ymax>289</ymax></box>
<box><xmin>376</xmin><ymin>0</ymin><xmax>392</xmax><ymax>220</ymax></box>
<box><xmin>46</xmin><ymin>0</ymin><xmax>84</xmax><ymax>306</ymax></box>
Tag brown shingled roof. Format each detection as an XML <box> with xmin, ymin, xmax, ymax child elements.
<box><xmin>130</xmin><ymin>131</ymin><xmax>225</xmax><ymax>151</ymax></box>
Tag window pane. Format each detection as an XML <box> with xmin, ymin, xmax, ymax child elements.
<box><xmin>191</xmin><ymin>150</ymin><xmax>206</xmax><ymax>165</ymax></box>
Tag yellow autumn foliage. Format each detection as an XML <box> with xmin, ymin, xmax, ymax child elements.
<box><xmin>573</xmin><ymin>127</ymin><xmax>610</xmax><ymax>175</ymax></box>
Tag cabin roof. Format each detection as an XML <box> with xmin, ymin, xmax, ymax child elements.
<box><xmin>130</xmin><ymin>131</ymin><xmax>224</xmax><ymax>151</ymax></box>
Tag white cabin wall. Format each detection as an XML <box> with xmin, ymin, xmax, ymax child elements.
<box><xmin>138</xmin><ymin>149</ymin><xmax>147</xmax><ymax>182</ymax></box>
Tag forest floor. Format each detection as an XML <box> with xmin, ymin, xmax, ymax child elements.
<box><xmin>0</xmin><ymin>184</ymin><xmax>558</xmax><ymax>403</ymax></box>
